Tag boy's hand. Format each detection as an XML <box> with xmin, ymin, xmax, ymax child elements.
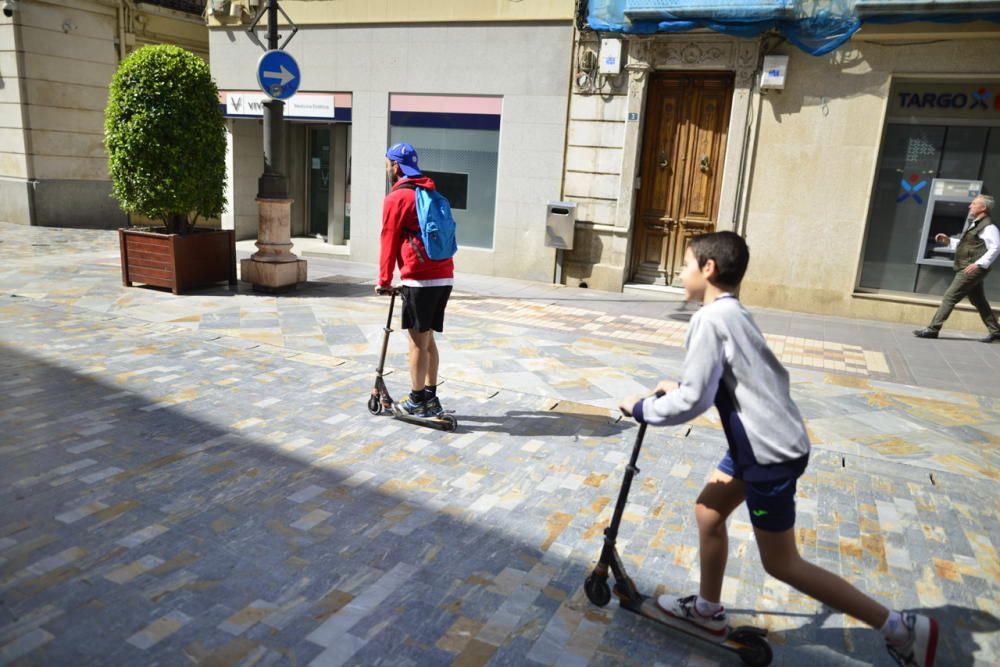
<box><xmin>655</xmin><ymin>380</ymin><xmax>679</xmax><ymax>395</ymax></box>
<box><xmin>620</xmin><ymin>394</ymin><xmax>643</xmax><ymax>417</ymax></box>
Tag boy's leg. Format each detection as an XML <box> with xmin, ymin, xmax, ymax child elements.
<box><xmin>695</xmin><ymin>469</ymin><xmax>746</xmax><ymax>604</ymax></box>
<box><xmin>753</xmin><ymin>527</ymin><xmax>888</xmax><ymax>628</ymax></box>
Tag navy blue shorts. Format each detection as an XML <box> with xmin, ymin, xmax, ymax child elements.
<box><xmin>717</xmin><ymin>452</ymin><xmax>797</xmax><ymax>532</ymax></box>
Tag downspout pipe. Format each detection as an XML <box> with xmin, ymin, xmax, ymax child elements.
<box><xmin>11</xmin><ymin>5</ymin><xmax>37</xmax><ymax>223</ymax></box>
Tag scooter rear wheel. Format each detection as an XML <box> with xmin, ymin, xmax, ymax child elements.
<box><xmin>440</xmin><ymin>414</ymin><xmax>458</xmax><ymax>432</ymax></box>
<box><xmin>584</xmin><ymin>574</ymin><xmax>612</xmax><ymax>607</ymax></box>
<box><xmin>367</xmin><ymin>395</ymin><xmax>382</xmax><ymax>415</ymax></box>
<box><xmin>730</xmin><ymin>629</ymin><xmax>772</xmax><ymax>667</ymax></box>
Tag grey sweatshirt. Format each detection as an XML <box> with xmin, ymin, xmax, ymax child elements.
<box><xmin>632</xmin><ymin>295</ymin><xmax>810</xmax><ymax>482</ymax></box>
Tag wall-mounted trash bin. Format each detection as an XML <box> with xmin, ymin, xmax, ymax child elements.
<box><xmin>545</xmin><ymin>201</ymin><xmax>577</xmax><ymax>250</ymax></box>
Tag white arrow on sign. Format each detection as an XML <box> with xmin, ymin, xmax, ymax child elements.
<box><xmin>263</xmin><ymin>65</ymin><xmax>295</xmax><ymax>86</ymax></box>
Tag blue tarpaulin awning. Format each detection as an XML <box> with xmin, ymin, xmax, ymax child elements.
<box><xmin>586</xmin><ymin>1</ymin><xmax>1000</xmax><ymax>56</ymax></box>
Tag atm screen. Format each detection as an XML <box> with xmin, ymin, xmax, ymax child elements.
<box><xmin>922</xmin><ymin>201</ymin><xmax>969</xmax><ymax>261</ymax></box>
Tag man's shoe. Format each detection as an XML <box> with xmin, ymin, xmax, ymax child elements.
<box><xmin>424</xmin><ymin>396</ymin><xmax>443</xmax><ymax>416</ymax></box>
<box><xmin>656</xmin><ymin>594</ymin><xmax>728</xmax><ymax>636</ymax></box>
<box><xmin>981</xmin><ymin>332</ymin><xmax>1000</xmax><ymax>343</ymax></box>
<box><xmin>913</xmin><ymin>329</ymin><xmax>939</xmax><ymax>339</ymax></box>
<box><xmin>886</xmin><ymin>613</ymin><xmax>938</xmax><ymax>667</ymax></box>
<box><xmin>395</xmin><ymin>396</ymin><xmax>432</xmax><ymax>418</ymax></box>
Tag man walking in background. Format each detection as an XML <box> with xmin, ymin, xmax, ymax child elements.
<box><xmin>914</xmin><ymin>194</ymin><xmax>1000</xmax><ymax>343</ymax></box>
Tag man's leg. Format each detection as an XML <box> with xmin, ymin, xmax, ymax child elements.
<box><xmin>425</xmin><ymin>332</ymin><xmax>439</xmax><ymax>388</ymax></box>
<box><xmin>966</xmin><ymin>276</ymin><xmax>1000</xmax><ymax>335</ymax></box>
<box><xmin>407</xmin><ymin>328</ymin><xmax>432</xmax><ymax>393</ymax></box>
<box><xmin>694</xmin><ymin>470</ymin><xmax>746</xmax><ymax>604</ymax></box>
<box><xmin>927</xmin><ymin>271</ymin><xmax>974</xmax><ymax>333</ymax></box>
<box><xmin>754</xmin><ymin>527</ymin><xmax>888</xmax><ymax>628</ymax></box>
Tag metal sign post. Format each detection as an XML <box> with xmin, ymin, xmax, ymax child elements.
<box><xmin>240</xmin><ymin>0</ymin><xmax>306</xmax><ymax>292</ymax></box>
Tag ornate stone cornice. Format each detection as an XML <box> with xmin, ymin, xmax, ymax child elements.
<box><xmin>625</xmin><ymin>36</ymin><xmax>761</xmax><ymax>85</ymax></box>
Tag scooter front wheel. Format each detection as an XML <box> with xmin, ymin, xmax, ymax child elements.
<box><xmin>367</xmin><ymin>395</ymin><xmax>382</xmax><ymax>415</ymax></box>
<box><xmin>584</xmin><ymin>574</ymin><xmax>612</xmax><ymax>607</ymax></box>
<box><xmin>730</xmin><ymin>629</ymin><xmax>772</xmax><ymax>667</ymax></box>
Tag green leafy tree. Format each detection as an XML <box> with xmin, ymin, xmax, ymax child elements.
<box><xmin>105</xmin><ymin>45</ymin><xmax>227</xmax><ymax>234</ymax></box>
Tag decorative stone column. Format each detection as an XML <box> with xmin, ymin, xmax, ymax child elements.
<box><xmin>240</xmin><ymin>198</ymin><xmax>307</xmax><ymax>292</ymax></box>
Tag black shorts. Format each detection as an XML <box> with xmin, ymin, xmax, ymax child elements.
<box><xmin>718</xmin><ymin>451</ymin><xmax>797</xmax><ymax>532</ymax></box>
<box><xmin>400</xmin><ymin>285</ymin><xmax>452</xmax><ymax>332</ymax></box>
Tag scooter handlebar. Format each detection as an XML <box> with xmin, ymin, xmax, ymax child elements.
<box><xmin>619</xmin><ymin>390</ymin><xmax>666</xmax><ymax>418</ymax></box>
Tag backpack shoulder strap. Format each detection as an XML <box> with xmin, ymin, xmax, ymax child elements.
<box><xmin>392</xmin><ymin>183</ymin><xmax>425</xmax><ymax>261</ymax></box>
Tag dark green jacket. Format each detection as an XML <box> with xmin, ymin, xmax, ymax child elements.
<box><xmin>955</xmin><ymin>215</ymin><xmax>996</xmax><ymax>272</ymax></box>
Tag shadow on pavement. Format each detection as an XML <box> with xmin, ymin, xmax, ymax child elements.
<box><xmin>2</xmin><ymin>303</ymin><xmax>993</xmax><ymax>666</ymax></box>
<box><xmin>763</xmin><ymin>604</ymin><xmax>1000</xmax><ymax>666</ymax></box>
<box><xmin>454</xmin><ymin>410</ymin><xmax>630</xmax><ymax>438</ymax></box>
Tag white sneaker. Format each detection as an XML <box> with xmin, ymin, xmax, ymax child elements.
<box><xmin>886</xmin><ymin>613</ymin><xmax>939</xmax><ymax>667</ymax></box>
<box><xmin>656</xmin><ymin>594</ymin><xmax>728</xmax><ymax>636</ymax></box>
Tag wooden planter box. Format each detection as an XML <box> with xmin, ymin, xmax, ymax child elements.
<box><xmin>119</xmin><ymin>228</ymin><xmax>236</xmax><ymax>295</ymax></box>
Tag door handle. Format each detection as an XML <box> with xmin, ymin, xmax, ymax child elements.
<box><xmin>659</xmin><ymin>153</ymin><xmax>669</xmax><ymax>169</ymax></box>
<box><xmin>699</xmin><ymin>155</ymin><xmax>710</xmax><ymax>173</ymax></box>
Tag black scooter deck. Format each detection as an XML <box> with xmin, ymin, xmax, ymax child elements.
<box><xmin>388</xmin><ymin>405</ymin><xmax>457</xmax><ymax>431</ymax></box>
<box><xmin>620</xmin><ymin>592</ymin><xmax>766</xmax><ymax>651</ymax></box>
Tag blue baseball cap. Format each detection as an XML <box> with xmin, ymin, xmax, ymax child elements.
<box><xmin>386</xmin><ymin>142</ymin><xmax>422</xmax><ymax>177</ymax></box>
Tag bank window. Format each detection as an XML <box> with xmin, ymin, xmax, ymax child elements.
<box><xmin>859</xmin><ymin>81</ymin><xmax>1000</xmax><ymax>301</ymax></box>
<box><xmin>389</xmin><ymin>94</ymin><xmax>501</xmax><ymax>249</ymax></box>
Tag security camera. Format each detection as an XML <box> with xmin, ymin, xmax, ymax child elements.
<box><xmin>2</xmin><ymin>0</ymin><xmax>18</xmax><ymax>18</ymax></box>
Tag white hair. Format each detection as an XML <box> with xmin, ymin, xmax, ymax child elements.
<box><xmin>976</xmin><ymin>194</ymin><xmax>994</xmax><ymax>212</ymax></box>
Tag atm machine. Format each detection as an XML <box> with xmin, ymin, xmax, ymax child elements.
<box><xmin>916</xmin><ymin>178</ymin><xmax>984</xmax><ymax>267</ymax></box>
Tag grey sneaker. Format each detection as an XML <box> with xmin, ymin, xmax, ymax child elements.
<box><xmin>886</xmin><ymin>613</ymin><xmax>938</xmax><ymax>667</ymax></box>
<box><xmin>656</xmin><ymin>595</ymin><xmax>727</xmax><ymax>636</ymax></box>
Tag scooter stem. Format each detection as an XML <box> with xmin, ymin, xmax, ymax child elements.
<box><xmin>375</xmin><ymin>292</ymin><xmax>396</xmax><ymax>377</ymax></box>
<box><xmin>605</xmin><ymin>422</ymin><xmax>647</xmax><ymax>543</ymax></box>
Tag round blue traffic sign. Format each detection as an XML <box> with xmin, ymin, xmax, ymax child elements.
<box><xmin>257</xmin><ymin>50</ymin><xmax>300</xmax><ymax>100</ymax></box>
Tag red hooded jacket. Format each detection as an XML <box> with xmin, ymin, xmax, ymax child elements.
<box><xmin>379</xmin><ymin>175</ymin><xmax>455</xmax><ymax>288</ymax></box>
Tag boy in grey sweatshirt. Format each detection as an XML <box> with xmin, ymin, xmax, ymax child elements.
<box><xmin>620</xmin><ymin>232</ymin><xmax>937</xmax><ymax>667</ymax></box>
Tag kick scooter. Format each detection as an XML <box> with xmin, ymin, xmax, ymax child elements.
<box><xmin>367</xmin><ymin>288</ymin><xmax>458</xmax><ymax>432</ymax></box>
<box><xmin>584</xmin><ymin>408</ymin><xmax>773</xmax><ymax>666</ymax></box>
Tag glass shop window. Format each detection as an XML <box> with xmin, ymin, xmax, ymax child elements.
<box><xmin>388</xmin><ymin>94</ymin><xmax>502</xmax><ymax>249</ymax></box>
<box><xmin>858</xmin><ymin>81</ymin><xmax>1000</xmax><ymax>300</ymax></box>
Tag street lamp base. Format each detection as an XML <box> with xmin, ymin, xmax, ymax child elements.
<box><xmin>240</xmin><ymin>257</ymin><xmax>307</xmax><ymax>291</ymax></box>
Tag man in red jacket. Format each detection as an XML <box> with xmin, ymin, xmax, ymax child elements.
<box><xmin>378</xmin><ymin>142</ymin><xmax>455</xmax><ymax>417</ymax></box>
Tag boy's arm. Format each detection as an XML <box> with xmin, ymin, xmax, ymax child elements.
<box><xmin>632</xmin><ymin>320</ymin><xmax>724</xmax><ymax>426</ymax></box>
<box><xmin>378</xmin><ymin>193</ymin><xmax>405</xmax><ymax>288</ymax></box>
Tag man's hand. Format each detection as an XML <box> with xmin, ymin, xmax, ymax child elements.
<box><xmin>935</xmin><ymin>233</ymin><xmax>950</xmax><ymax>244</ymax></box>
<box><xmin>964</xmin><ymin>264</ymin><xmax>982</xmax><ymax>276</ymax></box>
<box><xmin>619</xmin><ymin>394</ymin><xmax>643</xmax><ymax>417</ymax></box>
<box><xmin>375</xmin><ymin>285</ymin><xmax>397</xmax><ymax>296</ymax></box>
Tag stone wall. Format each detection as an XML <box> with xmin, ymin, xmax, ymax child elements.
<box><xmin>739</xmin><ymin>34</ymin><xmax>1000</xmax><ymax>330</ymax></box>
<box><xmin>0</xmin><ymin>0</ymin><xmax>209</xmax><ymax>227</ymax></box>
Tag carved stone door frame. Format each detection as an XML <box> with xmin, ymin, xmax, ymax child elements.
<box><xmin>616</xmin><ymin>36</ymin><xmax>761</xmax><ymax>284</ymax></box>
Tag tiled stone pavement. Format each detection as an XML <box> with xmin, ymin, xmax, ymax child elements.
<box><xmin>1</xmin><ymin>223</ymin><xmax>999</xmax><ymax>666</ymax></box>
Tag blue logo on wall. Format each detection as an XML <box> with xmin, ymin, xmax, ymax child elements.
<box><xmin>897</xmin><ymin>175</ymin><xmax>927</xmax><ymax>204</ymax></box>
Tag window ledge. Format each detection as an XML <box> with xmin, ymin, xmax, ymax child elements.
<box><xmin>852</xmin><ymin>290</ymin><xmax>983</xmax><ymax>312</ymax></box>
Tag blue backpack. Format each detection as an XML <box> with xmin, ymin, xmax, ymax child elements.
<box><xmin>399</xmin><ymin>184</ymin><xmax>458</xmax><ymax>261</ymax></box>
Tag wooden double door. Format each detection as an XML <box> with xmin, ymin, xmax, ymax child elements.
<box><xmin>631</xmin><ymin>72</ymin><xmax>734</xmax><ymax>286</ymax></box>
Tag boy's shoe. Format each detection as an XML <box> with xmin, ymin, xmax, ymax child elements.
<box><xmin>424</xmin><ymin>396</ymin><xmax>443</xmax><ymax>416</ymax></box>
<box><xmin>886</xmin><ymin>613</ymin><xmax>938</xmax><ymax>667</ymax></box>
<box><xmin>913</xmin><ymin>328</ymin><xmax>939</xmax><ymax>339</ymax></box>
<box><xmin>395</xmin><ymin>396</ymin><xmax>432</xmax><ymax>418</ymax></box>
<box><xmin>656</xmin><ymin>595</ymin><xmax>728</xmax><ymax>636</ymax></box>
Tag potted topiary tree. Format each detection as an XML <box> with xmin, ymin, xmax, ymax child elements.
<box><xmin>106</xmin><ymin>44</ymin><xmax>235</xmax><ymax>295</ymax></box>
